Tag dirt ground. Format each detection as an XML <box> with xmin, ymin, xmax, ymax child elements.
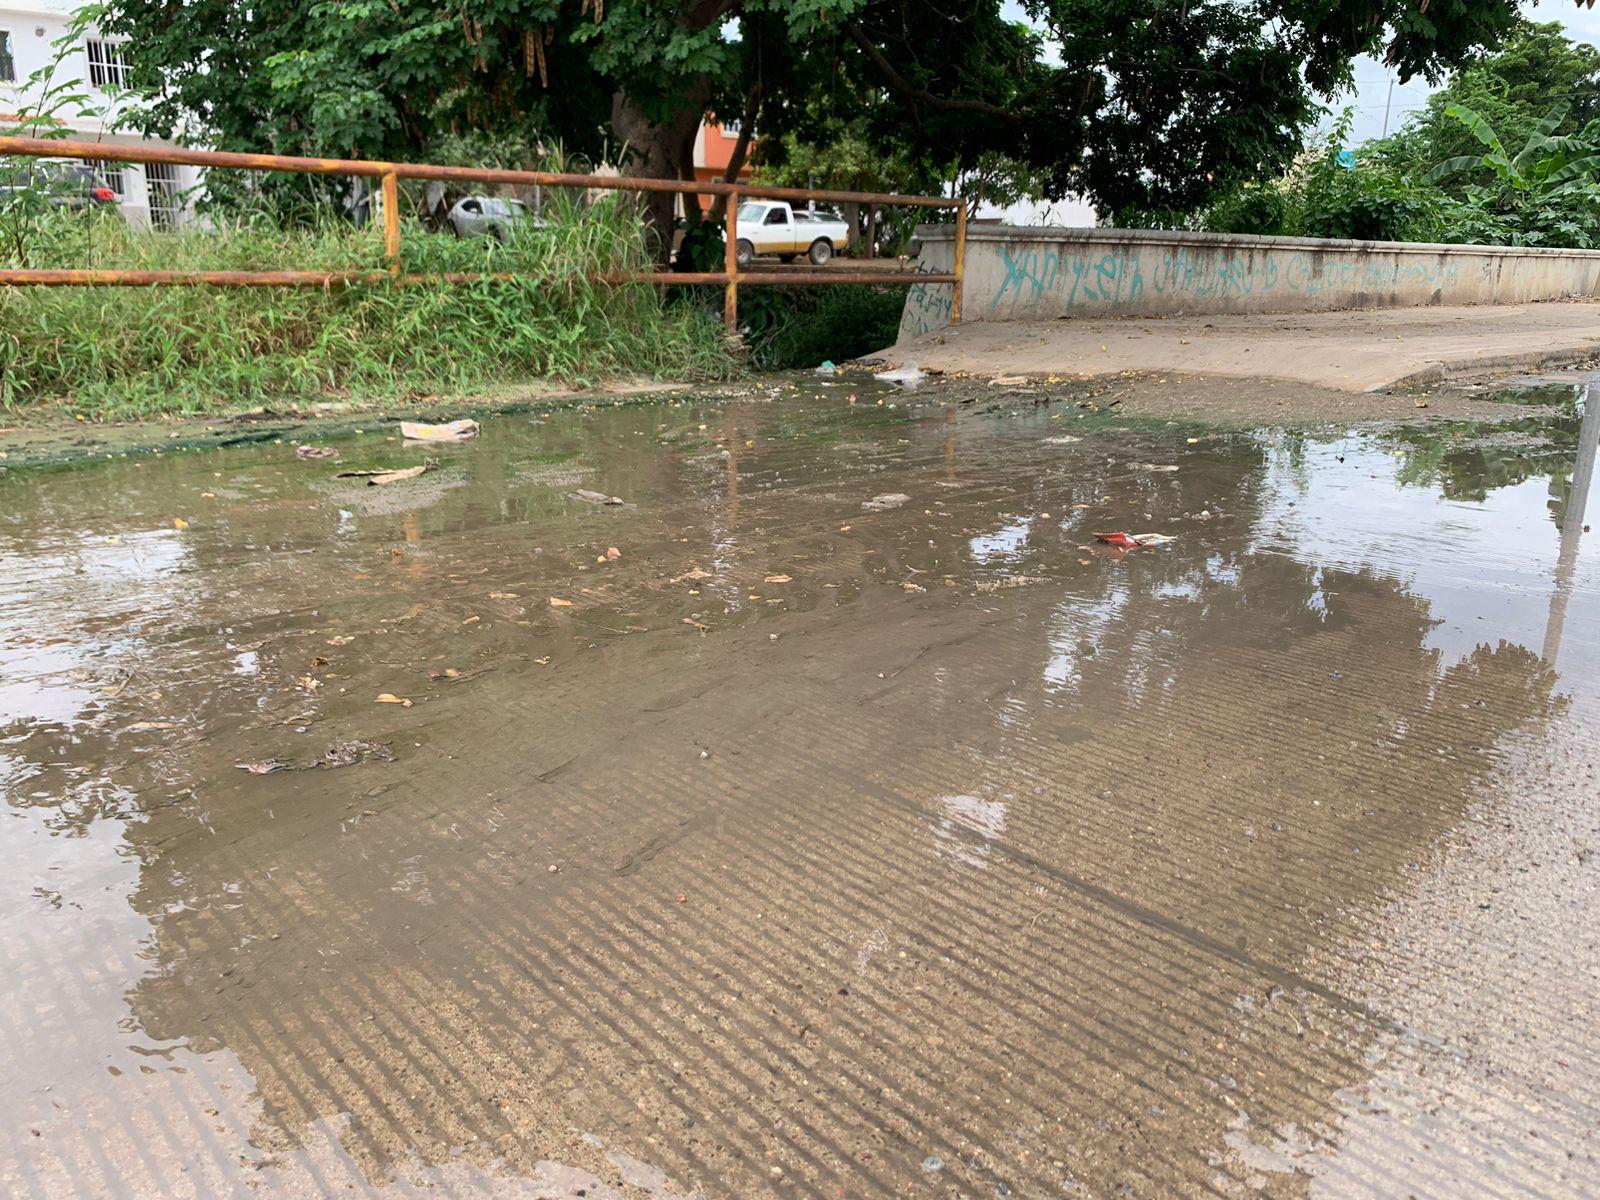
<box><xmin>2</xmin><ymin>379</ymin><xmax>1598</xmax><ymax>1198</ymax></box>
<box><xmin>881</xmin><ymin>368</ymin><xmax>1560</xmax><ymax>426</ymax></box>
<box><xmin>890</xmin><ymin>301</ymin><xmax>1600</xmax><ymax>393</ymax></box>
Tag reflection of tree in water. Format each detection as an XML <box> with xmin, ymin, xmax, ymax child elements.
<box><xmin>1386</xmin><ymin>404</ymin><xmax>1588</xmax><ymax>510</ymax></box>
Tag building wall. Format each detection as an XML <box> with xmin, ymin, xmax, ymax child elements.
<box><xmin>1</xmin><ymin>0</ymin><xmax>202</xmax><ymax>228</ymax></box>
<box><xmin>900</xmin><ymin>225</ymin><xmax>1600</xmax><ymax>339</ymax></box>
<box><xmin>688</xmin><ymin>118</ymin><xmax>751</xmax><ymax>214</ymax></box>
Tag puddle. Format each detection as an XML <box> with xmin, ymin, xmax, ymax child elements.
<box><xmin>2</xmin><ymin>378</ymin><xmax>1598</xmax><ymax>1197</ymax></box>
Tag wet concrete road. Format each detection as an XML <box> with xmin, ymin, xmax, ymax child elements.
<box><xmin>3</xmin><ymin>380</ymin><xmax>1599</xmax><ymax>1198</ymax></box>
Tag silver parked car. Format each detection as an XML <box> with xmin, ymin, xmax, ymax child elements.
<box><xmin>447</xmin><ymin>195</ymin><xmax>541</xmax><ymax>242</ymax></box>
<box><xmin>0</xmin><ymin>160</ymin><xmax>122</xmax><ymax>216</ymax></box>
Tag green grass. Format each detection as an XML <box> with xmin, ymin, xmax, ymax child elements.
<box><xmin>0</xmin><ymin>196</ymin><xmax>732</xmax><ymax>419</ymax></box>
<box><xmin>739</xmin><ymin>283</ymin><xmax>906</xmax><ymax>371</ymax></box>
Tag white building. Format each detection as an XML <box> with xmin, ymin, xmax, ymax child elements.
<box><xmin>1</xmin><ymin>0</ymin><xmax>201</xmax><ymax>227</ymax></box>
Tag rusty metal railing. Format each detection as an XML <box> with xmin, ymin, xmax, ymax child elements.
<box><xmin>0</xmin><ymin>135</ymin><xmax>966</xmax><ymax>334</ymax></box>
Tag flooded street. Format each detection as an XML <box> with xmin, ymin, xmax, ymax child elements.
<box><xmin>3</xmin><ymin>378</ymin><xmax>1598</xmax><ymax>1198</ymax></box>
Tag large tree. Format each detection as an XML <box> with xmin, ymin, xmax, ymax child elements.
<box><xmin>89</xmin><ymin>0</ymin><xmax>1591</xmax><ymax>238</ymax></box>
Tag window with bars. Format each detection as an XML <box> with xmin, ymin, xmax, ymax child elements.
<box><xmin>1</xmin><ymin>31</ymin><xmax>16</xmax><ymax>82</ymax></box>
<box><xmin>85</xmin><ymin>39</ymin><xmax>129</xmax><ymax>89</ymax></box>
<box><xmin>89</xmin><ymin>161</ymin><xmax>128</xmax><ymax>198</ymax></box>
<box><xmin>145</xmin><ymin>160</ymin><xmax>181</xmax><ymax>229</ymax></box>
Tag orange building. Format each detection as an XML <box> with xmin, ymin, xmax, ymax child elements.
<box><xmin>690</xmin><ymin>116</ymin><xmax>753</xmax><ymax>212</ymax></box>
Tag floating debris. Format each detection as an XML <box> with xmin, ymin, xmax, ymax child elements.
<box><xmin>400</xmin><ymin>418</ymin><xmax>478</xmax><ymax>442</ymax></box>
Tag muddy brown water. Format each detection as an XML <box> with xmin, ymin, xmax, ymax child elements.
<box><xmin>3</xmin><ymin>379</ymin><xmax>1599</xmax><ymax>1198</ymax></box>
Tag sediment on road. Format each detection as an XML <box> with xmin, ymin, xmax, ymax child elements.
<box><xmin>884</xmin><ymin>302</ymin><xmax>1600</xmax><ymax>395</ymax></box>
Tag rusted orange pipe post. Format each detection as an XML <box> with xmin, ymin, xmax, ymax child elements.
<box><xmin>724</xmin><ymin>187</ymin><xmax>739</xmax><ymax>336</ymax></box>
<box><xmin>950</xmin><ymin>199</ymin><xmax>967</xmax><ymax>324</ymax></box>
<box><xmin>380</xmin><ymin>172</ymin><xmax>401</xmax><ymax>277</ymax></box>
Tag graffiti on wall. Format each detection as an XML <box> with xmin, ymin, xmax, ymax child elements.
<box><xmin>982</xmin><ymin>240</ymin><xmax>1465</xmax><ymax>315</ymax></box>
<box><xmin>986</xmin><ymin>241</ymin><xmax>1463</xmax><ymax>314</ymax></box>
<box><xmin>899</xmin><ymin>258</ymin><xmax>955</xmax><ymax>338</ymax></box>
<box><xmin>993</xmin><ymin>244</ymin><xmax>1147</xmax><ymax>309</ymax></box>
<box><xmin>896</xmin><ymin>232</ymin><xmax>1600</xmax><ymax>337</ymax></box>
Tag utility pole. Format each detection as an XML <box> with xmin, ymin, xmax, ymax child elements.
<box><xmin>1382</xmin><ymin>75</ymin><xmax>1396</xmax><ymax>137</ymax></box>
<box><xmin>1542</xmin><ymin>382</ymin><xmax>1600</xmax><ymax>667</ymax></box>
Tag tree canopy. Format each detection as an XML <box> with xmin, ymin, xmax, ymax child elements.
<box><xmin>87</xmin><ymin>0</ymin><xmax>1592</xmax><ymax>228</ymax></box>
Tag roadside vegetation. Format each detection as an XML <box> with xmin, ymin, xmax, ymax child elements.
<box><xmin>739</xmin><ymin>285</ymin><xmax>906</xmax><ymax>371</ymax></box>
<box><xmin>0</xmin><ymin>198</ymin><xmax>731</xmax><ymax>419</ymax></box>
<box><xmin>1</xmin><ymin>29</ymin><xmax>727</xmax><ymax>420</ymax></box>
<box><xmin>1125</xmin><ymin>21</ymin><xmax>1600</xmax><ymax>250</ymax></box>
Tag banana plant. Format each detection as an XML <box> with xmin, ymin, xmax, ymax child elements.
<box><xmin>1425</xmin><ymin>101</ymin><xmax>1600</xmax><ymax>204</ymax></box>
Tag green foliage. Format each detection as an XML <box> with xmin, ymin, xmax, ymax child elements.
<box><xmin>1425</xmin><ymin>101</ymin><xmax>1600</xmax><ymax>196</ymax></box>
<box><xmin>1422</xmin><ymin>102</ymin><xmax>1600</xmax><ymax>247</ymax></box>
<box><xmin>0</xmin><ymin>209</ymin><xmax>729</xmax><ymax>416</ymax></box>
<box><xmin>1299</xmin><ymin>164</ymin><xmax>1444</xmax><ymax>242</ymax></box>
<box><xmin>87</xmin><ymin>0</ymin><xmax>1536</xmax><ymax>231</ymax></box>
<box><xmin>1202</xmin><ymin>186</ymin><xmax>1293</xmax><ymax>237</ymax></box>
<box><xmin>1365</xmin><ymin>20</ymin><xmax>1600</xmax><ymax>191</ymax></box>
<box><xmin>1192</xmin><ymin>114</ymin><xmax>1443</xmax><ymax>243</ymax></box>
<box><xmin>1</xmin><ymin>19</ymin><xmax>107</xmax><ymax>266</ymax></box>
<box><xmin>739</xmin><ymin>285</ymin><xmax>905</xmax><ymax>370</ymax></box>
<box><xmin>1294</xmin><ymin>116</ymin><xmax>1443</xmax><ymax>242</ymax></box>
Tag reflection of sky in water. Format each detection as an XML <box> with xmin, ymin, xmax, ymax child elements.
<box><xmin>969</xmin><ymin>517</ymin><xmax>1033</xmax><ymax>564</ymax></box>
<box><xmin>1043</xmin><ymin>583</ymin><xmax>1130</xmax><ymax>695</ymax></box>
<box><xmin>931</xmin><ymin>794</ymin><xmax>1008</xmax><ymax>868</ymax></box>
<box><xmin>0</xmin><ymin>529</ymin><xmax>189</xmax><ymax>728</ymax></box>
<box><xmin>1254</xmin><ymin>438</ymin><xmax>1600</xmax><ymax>682</ymax></box>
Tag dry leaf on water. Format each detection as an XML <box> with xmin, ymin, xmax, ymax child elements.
<box><xmin>296</xmin><ymin>445</ymin><xmax>339</xmax><ymax>460</ymax></box>
<box><xmin>400</xmin><ymin>418</ymin><xmax>478</xmax><ymax>442</ymax></box>
<box><xmin>428</xmin><ymin>667</ymin><xmax>461</xmax><ymax>680</ymax></box>
<box><xmin>375</xmin><ymin>693</ymin><xmax>413</xmax><ymax>707</ymax></box>
<box><xmin>122</xmin><ymin>721</ymin><xmax>178</xmax><ymax>733</ymax></box>
<box><xmin>320</xmin><ymin>740</ymin><xmax>394</xmax><ymax>768</ymax></box>
<box><xmin>549</xmin><ymin>597</ymin><xmax>574</xmax><ymax>607</ymax></box>
<box><xmin>326</xmin><ymin>635</ymin><xmax>355</xmax><ymax>645</ymax></box>
<box><xmin>975</xmin><ymin>575</ymin><xmax>1047</xmax><ymax>592</ymax></box>
<box><xmin>606</xmin><ymin>547</ymin><xmax>621</xmax><ymax>560</ymax></box>
<box><xmin>236</xmin><ymin>760</ymin><xmax>289</xmax><ymax>775</ymax></box>
<box><xmin>763</xmin><ymin>574</ymin><xmax>792</xmax><ymax>584</ymax></box>
<box><xmin>172</xmin><ymin>517</ymin><xmax>189</xmax><ymax>529</ymax></box>
<box><xmin>336</xmin><ymin>462</ymin><xmax>436</xmax><ymax>486</ymax></box>
<box><xmin>862</xmin><ymin>493</ymin><xmax>910</xmax><ymax>511</ymax></box>
<box><xmin>569</xmin><ymin>488</ymin><xmax>633</xmax><ymax>507</ymax></box>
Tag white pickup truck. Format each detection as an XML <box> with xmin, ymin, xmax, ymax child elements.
<box><xmin>732</xmin><ymin>201</ymin><xmax>849</xmax><ymax>266</ymax></box>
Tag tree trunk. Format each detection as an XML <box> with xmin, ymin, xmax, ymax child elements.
<box><xmin>707</xmin><ymin>86</ymin><xmax>762</xmax><ymax>225</ymax></box>
<box><xmin>611</xmin><ymin>87</ymin><xmax>708</xmax><ymax>268</ymax></box>
<box><xmin>841</xmin><ymin>200</ymin><xmax>861</xmax><ymax>253</ymax></box>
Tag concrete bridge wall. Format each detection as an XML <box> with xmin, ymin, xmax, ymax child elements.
<box><xmin>899</xmin><ymin>225</ymin><xmax>1600</xmax><ymax>340</ymax></box>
